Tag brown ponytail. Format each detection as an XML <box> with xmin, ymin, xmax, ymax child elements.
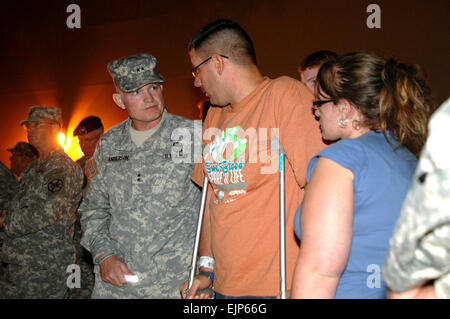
<box><xmin>317</xmin><ymin>52</ymin><xmax>435</xmax><ymax>158</ymax></box>
<box><xmin>379</xmin><ymin>59</ymin><xmax>434</xmax><ymax>157</ymax></box>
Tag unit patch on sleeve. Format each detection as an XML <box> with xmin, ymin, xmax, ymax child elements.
<box><xmin>48</xmin><ymin>179</ymin><xmax>64</xmax><ymax>193</ymax></box>
<box><xmin>85</xmin><ymin>158</ymin><xmax>97</xmax><ymax>179</ymax></box>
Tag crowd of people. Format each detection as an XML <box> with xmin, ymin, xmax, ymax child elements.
<box><xmin>0</xmin><ymin>18</ymin><xmax>448</xmax><ymax>299</ymax></box>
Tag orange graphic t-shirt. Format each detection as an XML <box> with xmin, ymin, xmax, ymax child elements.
<box><xmin>192</xmin><ymin>76</ymin><xmax>326</xmax><ymax>297</ymax></box>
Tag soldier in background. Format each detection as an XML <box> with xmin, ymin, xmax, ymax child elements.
<box><xmin>67</xmin><ymin>116</ymin><xmax>104</xmax><ymax>299</ymax></box>
<box><xmin>7</xmin><ymin>142</ymin><xmax>39</xmax><ymax>179</ymax></box>
<box><xmin>1</xmin><ymin>141</ymin><xmax>38</xmax><ymax>228</ymax></box>
<box><xmin>1</xmin><ymin>142</ymin><xmax>38</xmax><ymax>276</ymax></box>
<box><xmin>73</xmin><ymin>116</ymin><xmax>104</xmax><ymax>185</ymax></box>
<box><xmin>383</xmin><ymin>98</ymin><xmax>450</xmax><ymax>299</ymax></box>
<box><xmin>0</xmin><ymin>106</ymin><xmax>83</xmax><ymax>298</ymax></box>
<box><xmin>298</xmin><ymin>50</ymin><xmax>338</xmax><ymax>93</ymax></box>
<box><xmin>0</xmin><ymin>162</ymin><xmax>17</xmax><ymax>278</ymax></box>
<box><xmin>79</xmin><ymin>53</ymin><xmax>201</xmax><ymax>298</ymax></box>
<box><xmin>0</xmin><ymin>162</ymin><xmax>17</xmax><ymax>212</ymax></box>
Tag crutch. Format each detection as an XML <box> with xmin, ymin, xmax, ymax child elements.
<box><xmin>272</xmin><ymin>137</ymin><xmax>287</xmax><ymax>299</ymax></box>
<box><xmin>185</xmin><ymin>176</ymin><xmax>210</xmax><ymax>296</ymax></box>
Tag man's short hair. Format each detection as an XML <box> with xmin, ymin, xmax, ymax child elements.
<box><xmin>189</xmin><ymin>19</ymin><xmax>257</xmax><ymax>66</ymax></box>
<box><xmin>299</xmin><ymin>50</ymin><xmax>338</xmax><ymax>72</ymax></box>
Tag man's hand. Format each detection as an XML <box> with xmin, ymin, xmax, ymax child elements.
<box><xmin>99</xmin><ymin>255</ymin><xmax>134</xmax><ymax>287</ymax></box>
<box><xmin>180</xmin><ymin>274</ymin><xmax>212</xmax><ymax>299</ymax></box>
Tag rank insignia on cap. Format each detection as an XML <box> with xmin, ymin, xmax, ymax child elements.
<box><xmin>85</xmin><ymin>158</ymin><xmax>97</xmax><ymax>179</ymax></box>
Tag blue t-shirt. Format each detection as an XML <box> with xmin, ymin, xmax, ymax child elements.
<box><xmin>294</xmin><ymin>131</ymin><xmax>417</xmax><ymax>299</ymax></box>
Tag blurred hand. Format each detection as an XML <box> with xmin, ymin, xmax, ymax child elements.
<box><xmin>180</xmin><ymin>275</ymin><xmax>212</xmax><ymax>299</ymax></box>
<box><xmin>99</xmin><ymin>255</ymin><xmax>133</xmax><ymax>287</ymax></box>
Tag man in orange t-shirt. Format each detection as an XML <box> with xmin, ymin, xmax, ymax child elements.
<box><xmin>180</xmin><ymin>19</ymin><xmax>326</xmax><ymax>299</ymax></box>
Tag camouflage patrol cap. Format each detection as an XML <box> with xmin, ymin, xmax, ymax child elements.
<box><xmin>108</xmin><ymin>53</ymin><xmax>165</xmax><ymax>93</ymax></box>
<box><xmin>7</xmin><ymin>141</ymin><xmax>39</xmax><ymax>159</ymax></box>
<box><xmin>20</xmin><ymin>106</ymin><xmax>62</xmax><ymax>126</ymax></box>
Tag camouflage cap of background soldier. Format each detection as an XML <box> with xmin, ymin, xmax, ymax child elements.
<box><xmin>20</xmin><ymin>106</ymin><xmax>62</xmax><ymax>127</ymax></box>
<box><xmin>7</xmin><ymin>141</ymin><xmax>39</xmax><ymax>160</ymax></box>
<box><xmin>73</xmin><ymin>116</ymin><xmax>104</xmax><ymax>137</ymax></box>
<box><xmin>108</xmin><ymin>53</ymin><xmax>165</xmax><ymax>93</ymax></box>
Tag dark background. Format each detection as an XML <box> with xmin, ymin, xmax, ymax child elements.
<box><xmin>0</xmin><ymin>0</ymin><xmax>448</xmax><ymax>165</ymax></box>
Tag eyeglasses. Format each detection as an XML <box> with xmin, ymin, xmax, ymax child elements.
<box><xmin>191</xmin><ymin>55</ymin><xmax>229</xmax><ymax>78</ymax></box>
<box><xmin>24</xmin><ymin>121</ymin><xmax>58</xmax><ymax>129</ymax></box>
<box><xmin>312</xmin><ymin>99</ymin><xmax>336</xmax><ymax>107</ymax></box>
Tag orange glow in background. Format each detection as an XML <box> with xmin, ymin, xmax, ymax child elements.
<box><xmin>58</xmin><ymin>131</ymin><xmax>84</xmax><ymax>161</ymax></box>
<box><xmin>55</xmin><ymin>84</ymin><xmax>127</xmax><ymax>162</ymax></box>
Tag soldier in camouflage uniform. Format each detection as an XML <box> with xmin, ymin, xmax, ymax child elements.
<box><xmin>383</xmin><ymin>98</ymin><xmax>450</xmax><ymax>299</ymax></box>
<box><xmin>7</xmin><ymin>142</ymin><xmax>39</xmax><ymax>178</ymax></box>
<box><xmin>67</xmin><ymin>116</ymin><xmax>104</xmax><ymax>299</ymax></box>
<box><xmin>1</xmin><ymin>142</ymin><xmax>37</xmax><ymax>277</ymax></box>
<box><xmin>79</xmin><ymin>53</ymin><xmax>201</xmax><ymax>298</ymax></box>
<box><xmin>0</xmin><ymin>162</ymin><xmax>18</xmax><ymax>213</ymax></box>
<box><xmin>0</xmin><ymin>161</ymin><xmax>18</xmax><ymax>277</ymax></box>
<box><xmin>73</xmin><ymin>116</ymin><xmax>104</xmax><ymax>186</ymax></box>
<box><xmin>0</xmin><ymin>106</ymin><xmax>83</xmax><ymax>298</ymax></box>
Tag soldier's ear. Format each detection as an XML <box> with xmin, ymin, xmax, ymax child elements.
<box><xmin>112</xmin><ymin>93</ymin><xmax>126</xmax><ymax>110</ymax></box>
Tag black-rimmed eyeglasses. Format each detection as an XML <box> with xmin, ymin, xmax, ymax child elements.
<box><xmin>191</xmin><ymin>55</ymin><xmax>229</xmax><ymax>78</ymax></box>
<box><xmin>312</xmin><ymin>99</ymin><xmax>336</xmax><ymax>107</ymax></box>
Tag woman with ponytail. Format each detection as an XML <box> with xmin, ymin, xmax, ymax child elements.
<box><xmin>290</xmin><ymin>52</ymin><xmax>435</xmax><ymax>299</ymax></box>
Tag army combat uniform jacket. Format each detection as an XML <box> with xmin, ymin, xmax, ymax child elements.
<box><xmin>1</xmin><ymin>149</ymin><xmax>83</xmax><ymax>298</ymax></box>
<box><xmin>0</xmin><ymin>161</ymin><xmax>18</xmax><ymax>211</ymax></box>
<box><xmin>80</xmin><ymin>113</ymin><xmax>201</xmax><ymax>298</ymax></box>
<box><xmin>0</xmin><ymin>162</ymin><xmax>18</xmax><ymax>275</ymax></box>
<box><xmin>383</xmin><ymin>98</ymin><xmax>450</xmax><ymax>298</ymax></box>
<box><xmin>67</xmin><ymin>155</ymin><xmax>95</xmax><ymax>299</ymax></box>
